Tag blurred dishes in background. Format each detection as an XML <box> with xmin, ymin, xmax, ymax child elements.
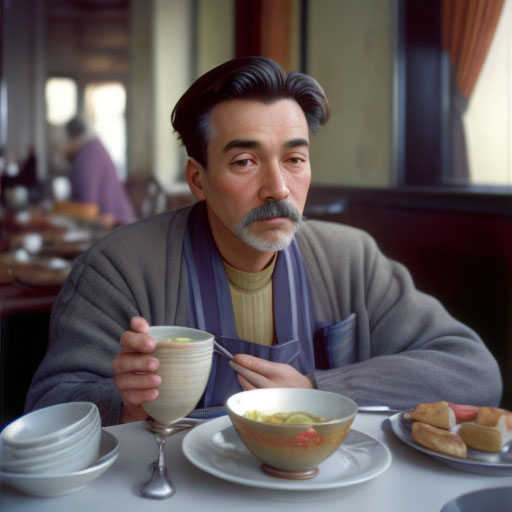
<box><xmin>51</xmin><ymin>176</ymin><xmax>71</xmax><ymax>202</ymax></box>
<box><xmin>0</xmin><ymin>250</ymin><xmax>71</xmax><ymax>287</ymax></box>
<box><xmin>0</xmin><ymin>205</ymin><xmax>110</xmax><ymax>288</ymax></box>
<box><xmin>4</xmin><ymin>185</ymin><xmax>29</xmax><ymax>212</ymax></box>
<box><xmin>51</xmin><ymin>200</ymin><xmax>99</xmax><ymax>220</ymax></box>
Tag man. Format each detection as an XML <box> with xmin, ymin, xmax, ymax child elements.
<box><xmin>65</xmin><ymin>116</ymin><xmax>137</xmax><ymax>225</ymax></box>
<box><xmin>26</xmin><ymin>57</ymin><xmax>502</xmax><ymax>426</ymax></box>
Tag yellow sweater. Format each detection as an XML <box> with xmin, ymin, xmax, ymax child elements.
<box><xmin>223</xmin><ymin>256</ymin><xmax>276</xmax><ymax>346</ymax></box>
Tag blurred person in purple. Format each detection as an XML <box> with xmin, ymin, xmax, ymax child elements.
<box><xmin>65</xmin><ymin>116</ymin><xmax>136</xmax><ymax>225</ymax></box>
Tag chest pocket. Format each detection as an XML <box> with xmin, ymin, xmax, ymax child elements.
<box><xmin>316</xmin><ymin>313</ymin><xmax>357</xmax><ymax>369</ymax></box>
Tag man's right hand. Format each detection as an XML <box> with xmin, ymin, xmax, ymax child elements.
<box><xmin>112</xmin><ymin>316</ymin><xmax>161</xmax><ymax>423</ymax></box>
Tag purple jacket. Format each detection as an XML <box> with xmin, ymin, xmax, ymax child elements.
<box><xmin>70</xmin><ymin>137</ymin><xmax>136</xmax><ymax>224</ymax></box>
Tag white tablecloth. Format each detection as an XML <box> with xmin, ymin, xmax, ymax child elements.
<box><xmin>2</xmin><ymin>413</ymin><xmax>511</xmax><ymax>511</ymax></box>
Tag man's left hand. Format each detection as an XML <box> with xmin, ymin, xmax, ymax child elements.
<box><xmin>230</xmin><ymin>354</ymin><xmax>313</xmax><ymax>390</ymax></box>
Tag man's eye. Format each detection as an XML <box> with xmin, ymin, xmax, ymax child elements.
<box><xmin>288</xmin><ymin>157</ymin><xmax>304</xmax><ymax>164</ymax></box>
<box><xmin>233</xmin><ymin>159</ymin><xmax>251</xmax><ymax>167</ymax></box>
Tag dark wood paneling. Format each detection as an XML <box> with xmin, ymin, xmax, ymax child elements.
<box><xmin>235</xmin><ymin>0</ymin><xmax>262</xmax><ymax>57</ymax></box>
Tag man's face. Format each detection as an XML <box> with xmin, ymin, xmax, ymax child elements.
<box><xmin>187</xmin><ymin>99</ymin><xmax>311</xmax><ymax>268</ymax></box>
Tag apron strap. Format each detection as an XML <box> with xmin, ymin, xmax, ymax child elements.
<box><xmin>183</xmin><ymin>201</ymin><xmax>317</xmax><ymax>406</ymax></box>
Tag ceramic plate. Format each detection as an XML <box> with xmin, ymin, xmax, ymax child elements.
<box><xmin>182</xmin><ymin>415</ymin><xmax>391</xmax><ymax>491</ymax></box>
<box><xmin>440</xmin><ymin>486</ymin><xmax>512</xmax><ymax>512</ymax></box>
<box><xmin>389</xmin><ymin>412</ymin><xmax>512</xmax><ymax>476</ymax></box>
<box><xmin>1</xmin><ymin>430</ymin><xmax>119</xmax><ymax>497</ymax></box>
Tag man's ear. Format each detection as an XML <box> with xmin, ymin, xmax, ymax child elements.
<box><xmin>186</xmin><ymin>157</ymin><xmax>206</xmax><ymax>201</ymax></box>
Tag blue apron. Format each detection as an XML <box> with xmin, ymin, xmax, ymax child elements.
<box><xmin>183</xmin><ymin>202</ymin><xmax>316</xmax><ymax>408</ymax></box>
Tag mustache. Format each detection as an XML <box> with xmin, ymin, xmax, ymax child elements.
<box><xmin>237</xmin><ymin>200</ymin><xmax>302</xmax><ymax>228</ymax></box>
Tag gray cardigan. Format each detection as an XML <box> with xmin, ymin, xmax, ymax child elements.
<box><xmin>26</xmin><ymin>206</ymin><xmax>503</xmax><ymax>425</ymax></box>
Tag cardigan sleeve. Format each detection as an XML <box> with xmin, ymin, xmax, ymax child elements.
<box><xmin>302</xmin><ymin>222</ymin><xmax>503</xmax><ymax>409</ymax></box>
<box><xmin>25</xmin><ymin>209</ymin><xmax>191</xmax><ymax>426</ymax></box>
<box><xmin>24</xmin><ymin>251</ymin><xmax>140</xmax><ymax>426</ymax></box>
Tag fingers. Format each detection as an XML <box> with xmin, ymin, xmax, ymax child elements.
<box><xmin>237</xmin><ymin>373</ymin><xmax>257</xmax><ymax>391</ymax></box>
<box><xmin>119</xmin><ymin>330</ymin><xmax>157</xmax><ymax>353</ymax></box>
<box><xmin>115</xmin><ymin>317</ymin><xmax>160</xmax><ymax>423</ymax></box>
<box><xmin>229</xmin><ymin>360</ymin><xmax>270</xmax><ymax>388</ymax></box>
<box><xmin>231</xmin><ymin>354</ymin><xmax>277</xmax><ymax>378</ymax></box>
<box><xmin>118</xmin><ymin>386</ymin><xmax>159</xmax><ymax>424</ymax></box>
<box><xmin>115</xmin><ymin>370</ymin><xmax>160</xmax><ymax>423</ymax></box>
<box><xmin>231</xmin><ymin>354</ymin><xmax>313</xmax><ymax>389</ymax></box>
<box><xmin>112</xmin><ymin>351</ymin><xmax>159</xmax><ymax>374</ymax></box>
<box><xmin>114</xmin><ymin>372</ymin><xmax>161</xmax><ymax>395</ymax></box>
<box><xmin>120</xmin><ymin>317</ymin><xmax>156</xmax><ymax>354</ymax></box>
<box><xmin>130</xmin><ymin>316</ymin><xmax>150</xmax><ymax>333</ymax></box>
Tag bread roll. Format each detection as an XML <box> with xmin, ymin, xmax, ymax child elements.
<box><xmin>458</xmin><ymin>422</ymin><xmax>504</xmax><ymax>452</ymax></box>
<box><xmin>411</xmin><ymin>421</ymin><xmax>467</xmax><ymax>458</ymax></box>
<box><xmin>477</xmin><ymin>407</ymin><xmax>512</xmax><ymax>428</ymax></box>
<box><xmin>410</xmin><ymin>401</ymin><xmax>456</xmax><ymax>429</ymax></box>
<box><xmin>458</xmin><ymin>407</ymin><xmax>512</xmax><ymax>452</ymax></box>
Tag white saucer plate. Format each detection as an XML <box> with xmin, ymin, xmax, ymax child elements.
<box><xmin>1</xmin><ymin>430</ymin><xmax>119</xmax><ymax>497</ymax></box>
<box><xmin>389</xmin><ymin>412</ymin><xmax>512</xmax><ymax>476</ymax></box>
<box><xmin>182</xmin><ymin>415</ymin><xmax>391</xmax><ymax>491</ymax></box>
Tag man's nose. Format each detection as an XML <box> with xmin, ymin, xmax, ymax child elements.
<box><xmin>259</xmin><ymin>161</ymin><xmax>289</xmax><ymax>202</ymax></box>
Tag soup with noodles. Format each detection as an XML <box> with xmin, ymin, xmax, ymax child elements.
<box><xmin>243</xmin><ymin>410</ymin><xmax>328</xmax><ymax>424</ymax></box>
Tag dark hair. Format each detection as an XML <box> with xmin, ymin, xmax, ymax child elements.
<box><xmin>65</xmin><ymin>116</ymin><xmax>87</xmax><ymax>138</ymax></box>
<box><xmin>171</xmin><ymin>56</ymin><xmax>330</xmax><ymax>167</ymax></box>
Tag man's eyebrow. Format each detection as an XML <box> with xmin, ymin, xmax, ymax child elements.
<box><xmin>284</xmin><ymin>138</ymin><xmax>309</xmax><ymax>149</ymax></box>
<box><xmin>223</xmin><ymin>140</ymin><xmax>259</xmax><ymax>153</ymax></box>
<box><xmin>222</xmin><ymin>138</ymin><xmax>309</xmax><ymax>153</ymax></box>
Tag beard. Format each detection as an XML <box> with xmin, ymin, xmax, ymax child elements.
<box><xmin>234</xmin><ymin>200</ymin><xmax>303</xmax><ymax>252</ymax></box>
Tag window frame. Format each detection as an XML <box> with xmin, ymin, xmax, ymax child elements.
<box><xmin>396</xmin><ymin>0</ymin><xmax>512</xmax><ymax>198</ymax></box>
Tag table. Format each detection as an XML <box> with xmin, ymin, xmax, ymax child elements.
<box><xmin>2</xmin><ymin>413</ymin><xmax>511</xmax><ymax>511</ymax></box>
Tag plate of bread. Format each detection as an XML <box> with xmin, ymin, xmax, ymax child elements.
<box><xmin>389</xmin><ymin>401</ymin><xmax>512</xmax><ymax>475</ymax></box>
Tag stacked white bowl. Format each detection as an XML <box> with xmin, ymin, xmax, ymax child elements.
<box><xmin>1</xmin><ymin>402</ymin><xmax>101</xmax><ymax>475</ymax></box>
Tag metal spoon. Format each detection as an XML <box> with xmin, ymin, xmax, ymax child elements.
<box><xmin>213</xmin><ymin>340</ymin><xmax>264</xmax><ymax>386</ymax></box>
<box><xmin>139</xmin><ymin>419</ymin><xmax>201</xmax><ymax>499</ymax></box>
<box><xmin>213</xmin><ymin>339</ymin><xmax>233</xmax><ymax>360</ymax></box>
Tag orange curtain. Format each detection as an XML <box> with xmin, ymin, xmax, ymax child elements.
<box><xmin>260</xmin><ymin>0</ymin><xmax>291</xmax><ymax>70</ymax></box>
<box><xmin>442</xmin><ymin>0</ymin><xmax>505</xmax><ymax>98</ymax></box>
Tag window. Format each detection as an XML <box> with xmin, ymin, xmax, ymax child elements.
<box><xmin>463</xmin><ymin>0</ymin><xmax>511</xmax><ymax>186</ymax></box>
<box><xmin>45</xmin><ymin>77</ymin><xmax>77</xmax><ymax>125</ymax></box>
<box><xmin>84</xmin><ymin>82</ymin><xmax>127</xmax><ymax>181</ymax></box>
<box><xmin>400</xmin><ymin>0</ymin><xmax>511</xmax><ymax>190</ymax></box>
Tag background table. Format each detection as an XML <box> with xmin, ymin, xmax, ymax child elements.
<box><xmin>2</xmin><ymin>412</ymin><xmax>511</xmax><ymax>511</ymax></box>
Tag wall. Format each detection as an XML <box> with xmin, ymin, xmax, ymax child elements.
<box><xmin>151</xmin><ymin>0</ymin><xmax>193</xmax><ymax>188</ymax></box>
<box><xmin>196</xmin><ymin>0</ymin><xmax>235</xmax><ymax>78</ymax></box>
<box><xmin>128</xmin><ymin>0</ymin><xmax>153</xmax><ymax>176</ymax></box>
<box><xmin>307</xmin><ymin>0</ymin><xmax>394</xmax><ymax>187</ymax></box>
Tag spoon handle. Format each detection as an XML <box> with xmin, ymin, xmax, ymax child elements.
<box><xmin>213</xmin><ymin>339</ymin><xmax>234</xmax><ymax>360</ymax></box>
<box><xmin>229</xmin><ymin>360</ymin><xmax>263</xmax><ymax>387</ymax></box>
